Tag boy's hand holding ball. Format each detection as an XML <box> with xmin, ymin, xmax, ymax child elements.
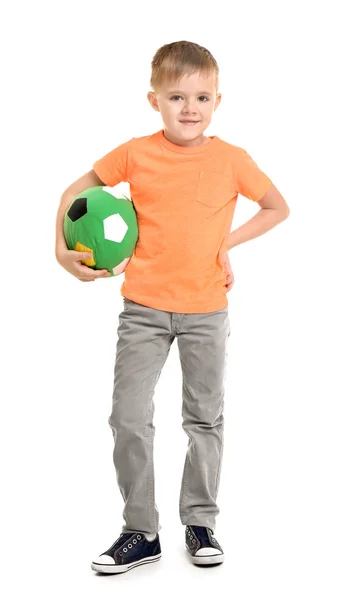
<box><xmin>57</xmin><ymin>249</ymin><xmax>111</xmax><ymax>282</ymax></box>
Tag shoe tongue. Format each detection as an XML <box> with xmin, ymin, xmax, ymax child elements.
<box><xmin>192</xmin><ymin>526</ymin><xmax>212</xmax><ymax>534</ymax></box>
<box><xmin>190</xmin><ymin>526</ymin><xmax>213</xmax><ymax>544</ymax></box>
<box><xmin>120</xmin><ymin>533</ymin><xmax>135</xmax><ymax>542</ymax></box>
<box><xmin>121</xmin><ymin>532</ymin><xmax>147</xmax><ymax>541</ymax></box>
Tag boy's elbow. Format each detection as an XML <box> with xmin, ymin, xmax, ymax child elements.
<box><xmin>278</xmin><ymin>202</ymin><xmax>290</xmax><ymax>220</ymax></box>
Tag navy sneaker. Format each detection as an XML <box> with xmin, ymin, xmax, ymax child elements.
<box><xmin>185</xmin><ymin>525</ymin><xmax>224</xmax><ymax>565</ymax></box>
<box><xmin>91</xmin><ymin>532</ymin><xmax>161</xmax><ymax>574</ymax></box>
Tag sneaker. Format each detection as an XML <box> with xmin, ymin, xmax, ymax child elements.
<box><xmin>91</xmin><ymin>532</ymin><xmax>161</xmax><ymax>574</ymax></box>
<box><xmin>185</xmin><ymin>525</ymin><xmax>224</xmax><ymax>565</ymax></box>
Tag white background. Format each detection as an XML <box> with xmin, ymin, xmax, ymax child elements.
<box><xmin>1</xmin><ymin>0</ymin><xmax>343</xmax><ymax>598</ymax></box>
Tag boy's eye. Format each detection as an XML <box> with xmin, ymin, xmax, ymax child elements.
<box><xmin>170</xmin><ymin>95</ymin><xmax>209</xmax><ymax>102</ymax></box>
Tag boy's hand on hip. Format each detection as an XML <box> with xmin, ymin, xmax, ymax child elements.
<box><xmin>220</xmin><ymin>251</ymin><xmax>234</xmax><ymax>293</ymax></box>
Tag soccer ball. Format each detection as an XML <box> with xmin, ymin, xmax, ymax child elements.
<box><xmin>63</xmin><ymin>185</ymin><xmax>138</xmax><ymax>277</ymax></box>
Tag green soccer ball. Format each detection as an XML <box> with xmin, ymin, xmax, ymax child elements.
<box><xmin>63</xmin><ymin>185</ymin><xmax>138</xmax><ymax>277</ymax></box>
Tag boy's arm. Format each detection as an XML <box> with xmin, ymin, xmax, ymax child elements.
<box><xmin>256</xmin><ymin>182</ymin><xmax>290</xmax><ymax>214</ymax></box>
<box><xmin>226</xmin><ymin>183</ymin><xmax>290</xmax><ymax>251</ymax></box>
<box><xmin>55</xmin><ymin>169</ymin><xmax>105</xmax><ymax>258</ymax></box>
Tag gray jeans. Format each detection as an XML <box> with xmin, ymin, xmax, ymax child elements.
<box><xmin>108</xmin><ymin>297</ymin><xmax>231</xmax><ymax>535</ymax></box>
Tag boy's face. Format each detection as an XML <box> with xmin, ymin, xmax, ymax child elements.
<box><xmin>147</xmin><ymin>71</ymin><xmax>221</xmax><ymax>147</ymax></box>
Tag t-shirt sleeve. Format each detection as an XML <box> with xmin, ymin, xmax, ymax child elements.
<box><xmin>235</xmin><ymin>148</ymin><xmax>272</xmax><ymax>201</ymax></box>
<box><xmin>93</xmin><ymin>139</ymin><xmax>132</xmax><ymax>187</ymax></box>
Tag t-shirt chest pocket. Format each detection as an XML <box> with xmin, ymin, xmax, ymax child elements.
<box><xmin>196</xmin><ymin>171</ymin><xmax>235</xmax><ymax>208</ymax></box>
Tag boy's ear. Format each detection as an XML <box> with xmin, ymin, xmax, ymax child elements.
<box><xmin>147</xmin><ymin>91</ymin><xmax>160</xmax><ymax>112</ymax></box>
<box><xmin>214</xmin><ymin>93</ymin><xmax>222</xmax><ymax>111</ymax></box>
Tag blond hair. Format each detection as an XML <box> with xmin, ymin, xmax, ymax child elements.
<box><xmin>150</xmin><ymin>40</ymin><xmax>219</xmax><ymax>93</ymax></box>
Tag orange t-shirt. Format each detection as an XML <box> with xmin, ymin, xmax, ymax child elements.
<box><xmin>93</xmin><ymin>129</ymin><xmax>272</xmax><ymax>313</ymax></box>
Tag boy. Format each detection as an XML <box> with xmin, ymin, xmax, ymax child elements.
<box><xmin>55</xmin><ymin>41</ymin><xmax>289</xmax><ymax>574</ymax></box>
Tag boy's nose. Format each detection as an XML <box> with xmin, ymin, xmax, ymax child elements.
<box><xmin>182</xmin><ymin>100</ymin><xmax>198</xmax><ymax>112</ymax></box>
<box><xmin>181</xmin><ymin>110</ymin><xmax>198</xmax><ymax>117</ymax></box>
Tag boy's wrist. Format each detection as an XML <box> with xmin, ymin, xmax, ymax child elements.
<box><xmin>55</xmin><ymin>238</ymin><xmax>68</xmax><ymax>258</ymax></box>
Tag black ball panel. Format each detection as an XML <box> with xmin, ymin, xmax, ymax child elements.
<box><xmin>67</xmin><ymin>197</ymin><xmax>88</xmax><ymax>222</ymax></box>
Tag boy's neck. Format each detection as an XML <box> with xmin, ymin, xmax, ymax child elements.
<box><xmin>163</xmin><ymin>129</ymin><xmax>210</xmax><ymax>148</ymax></box>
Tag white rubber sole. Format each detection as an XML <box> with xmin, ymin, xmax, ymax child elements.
<box><xmin>186</xmin><ymin>545</ymin><xmax>224</xmax><ymax>565</ymax></box>
<box><xmin>91</xmin><ymin>553</ymin><xmax>162</xmax><ymax>574</ymax></box>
